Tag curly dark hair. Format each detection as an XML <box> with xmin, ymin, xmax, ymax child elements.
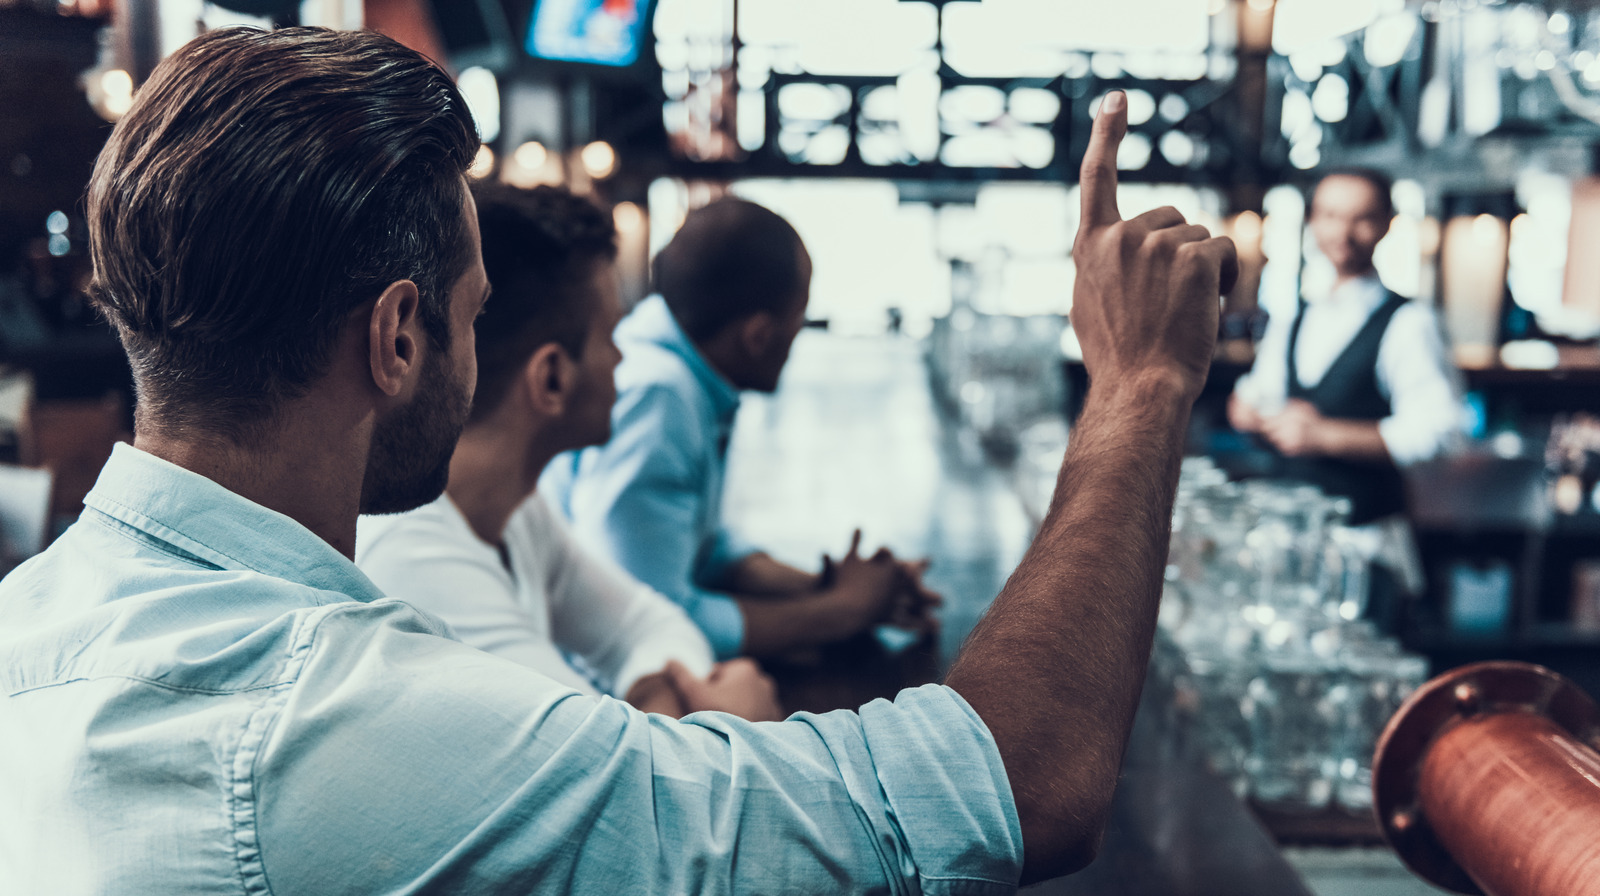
<box><xmin>469</xmin><ymin>184</ymin><xmax>618</xmax><ymax>423</ymax></box>
<box><xmin>86</xmin><ymin>27</ymin><xmax>479</xmax><ymax>441</ymax></box>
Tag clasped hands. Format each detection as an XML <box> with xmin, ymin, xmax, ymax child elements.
<box><xmin>1229</xmin><ymin>395</ymin><xmax>1329</xmax><ymax>457</ymax></box>
<box><xmin>818</xmin><ymin>529</ymin><xmax>943</xmax><ymax>640</ymax></box>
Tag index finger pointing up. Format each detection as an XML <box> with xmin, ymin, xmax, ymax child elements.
<box><xmin>1079</xmin><ymin>90</ymin><xmax>1128</xmax><ymax>230</ymax></box>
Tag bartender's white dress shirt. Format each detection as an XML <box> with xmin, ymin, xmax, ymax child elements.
<box><xmin>357</xmin><ymin>491</ymin><xmax>714</xmax><ymax>699</ymax></box>
<box><xmin>1233</xmin><ymin>274</ymin><xmax>1466</xmax><ymax>466</ymax></box>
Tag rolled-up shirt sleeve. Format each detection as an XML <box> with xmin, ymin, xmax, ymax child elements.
<box><xmin>703</xmin><ymin>528</ymin><xmax>761</xmax><ymax>586</ymax></box>
<box><xmin>1232</xmin><ymin>306</ymin><xmax>1291</xmax><ymax>416</ymax></box>
<box><xmin>568</xmin><ymin>383</ymin><xmax>747</xmax><ymax>659</ymax></box>
<box><xmin>1376</xmin><ymin>304</ymin><xmax>1466</xmax><ymax>466</ymax></box>
<box><xmin>255</xmin><ymin>603</ymin><xmax>1023</xmax><ymax>895</ymax></box>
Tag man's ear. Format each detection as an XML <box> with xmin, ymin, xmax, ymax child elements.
<box><xmin>738</xmin><ymin>312</ymin><xmax>776</xmax><ymax>361</ymax></box>
<box><xmin>368</xmin><ymin>279</ymin><xmax>423</xmax><ymax>398</ymax></box>
<box><xmin>520</xmin><ymin>343</ymin><xmax>575</xmax><ymax>418</ymax></box>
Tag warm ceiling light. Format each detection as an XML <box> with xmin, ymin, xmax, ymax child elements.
<box><xmin>1231</xmin><ymin>209</ymin><xmax>1263</xmax><ymax>245</ymax></box>
<box><xmin>1473</xmin><ymin>213</ymin><xmax>1502</xmax><ymax>243</ymax></box>
<box><xmin>612</xmin><ymin>201</ymin><xmax>644</xmax><ymax>232</ymax></box>
<box><xmin>467</xmin><ymin>145</ymin><xmax>495</xmax><ymax>179</ymax></box>
<box><xmin>1417</xmin><ymin>217</ymin><xmax>1441</xmax><ymax>256</ymax></box>
<box><xmin>514</xmin><ymin>140</ymin><xmax>548</xmax><ymax>170</ymax></box>
<box><xmin>100</xmin><ymin>69</ymin><xmax>133</xmax><ymax>119</ymax></box>
<box><xmin>580</xmin><ymin>141</ymin><xmax>617</xmax><ymax>179</ymax></box>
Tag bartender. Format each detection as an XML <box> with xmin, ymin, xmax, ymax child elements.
<box><xmin>1229</xmin><ymin>169</ymin><xmax>1465</xmax><ymax>630</ymax></box>
<box><xmin>1229</xmin><ymin>168</ymin><xmax>1465</xmax><ymax>525</ymax></box>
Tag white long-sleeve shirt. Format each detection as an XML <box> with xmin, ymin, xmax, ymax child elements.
<box><xmin>356</xmin><ymin>491</ymin><xmax>714</xmax><ymax>698</ymax></box>
<box><xmin>1233</xmin><ymin>275</ymin><xmax>1466</xmax><ymax>466</ymax></box>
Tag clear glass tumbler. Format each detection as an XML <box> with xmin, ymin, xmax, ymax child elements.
<box><xmin>1244</xmin><ymin>648</ymin><xmax>1344</xmax><ymax>809</ymax></box>
<box><xmin>1334</xmin><ymin>647</ymin><xmax>1428</xmax><ymax>811</ymax></box>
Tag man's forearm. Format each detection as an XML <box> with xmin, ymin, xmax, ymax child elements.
<box><xmin>955</xmin><ymin>85</ymin><xmax>1235</xmax><ymax>884</ymax></box>
<box><xmin>1317</xmin><ymin>418</ymin><xmax>1391</xmax><ymax>463</ymax></box>
<box><xmin>725</xmin><ymin>551</ymin><xmax>819</xmax><ymax>597</ymax></box>
<box><xmin>737</xmin><ymin>590</ymin><xmax>860</xmax><ymax>656</ymax></box>
<box><xmin>945</xmin><ymin>373</ymin><xmax>1192</xmax><ymax>883</ymax></box>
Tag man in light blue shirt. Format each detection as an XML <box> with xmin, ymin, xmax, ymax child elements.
<box><xmin>3</xmin><ymin>443</ymin><xmax>1018</xmax><ymax>894</ymax></box>
<box><xmin>543</xmin><ymin>199</ymin><xmax>938</xmax><ymax>660</ymax></box>
<box><xmin>0</xmin><ymin>26</ymin><xmax>1237</xmax><ymax>894</ymax></box>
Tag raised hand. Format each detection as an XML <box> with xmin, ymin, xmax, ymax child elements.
<box><xmin>944</xmin><ymin>92</ymin><xmax>1242</xmax><ymax>884</ymax></box>
<box><xmin>1070</xmin><ymin>90</ymin><xmax>1237</xmax><ymax>403</ymax></box>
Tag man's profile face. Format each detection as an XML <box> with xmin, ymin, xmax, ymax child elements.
<box><xmin>361</xmin><ymin>187</ymin><xmax>488</xmax><ymax>514</ymax></box>
<box><xmin>562</xmin><ymin>261</ymin><xmax>626</xmax><ymax>451</ymax></box>
<box><xmin>749</xmin><ymin>246</ymin><xmax>812</xmax><ymax>394</ymax></box>
<box><xmin>1308</xmin><ymin>174</ymin><xmax>1391</xmax><ymax>279</ymax></box>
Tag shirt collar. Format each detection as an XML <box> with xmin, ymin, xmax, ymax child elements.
<box><xmin>617</xmin><ymin>295</ymin><xmax>742</xmax><ymax>420</ymax></box>
<box><xmin>83</xmin><ymin>443</ymin><xmax>387</xmax><ymax>603</ymax></box>
<box><xmin>1317</xmin><ymin>273</ymin><xmax>1388</xmax><ymax>313</ymax></box>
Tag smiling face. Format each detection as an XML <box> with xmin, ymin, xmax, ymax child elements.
<box><xmin>1308</xmin><ymin>174</ymin><xmax>1392</xmax><ymax>280</ymax></box>
<box><xmin>360</xmin><ymin>187</ymin><xmax>489</xmax><ymax>515</ymax></box>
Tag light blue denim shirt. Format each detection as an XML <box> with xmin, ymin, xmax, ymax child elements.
<box><xmin>543</xmin><ymin>295</ymin><xmax>759</xmax><ymax>659</ymax></box>
<box><xmin>0</xmin><ymin>443</ymin><xmax>1022</xmax><ymax>895</ymax></box>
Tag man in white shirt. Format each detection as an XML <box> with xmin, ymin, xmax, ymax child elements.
<box><xmin>358</xmin><ymin>185</ymin><xmax>784</xmax><ymax>719</ymax></box>
<box><xmin>1230</xmin><ymin>169</ymin><xmax>1464</xmax><ymax>526</ymax></box>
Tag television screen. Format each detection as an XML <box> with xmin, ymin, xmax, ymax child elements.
<box><xmin>525</xmin><ymin>0</ymin><xmax>651</xmax><ymax>68</ymax></box>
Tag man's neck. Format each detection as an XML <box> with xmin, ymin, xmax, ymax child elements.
<box><xmin>693</xmin><ymin>329</ymin><xmax>750</xmax><ymax>393</ymax></box>
<box><xmin>132</xmin><ymin>394</ymin><xmax>372</xmax><ymax>559</ymax></box>
<box><xmin>1330</xmin><ymin>266</ymin><xmax>1378</xmax><ymax>294</ymax></box>
<box><xmin>445</xmin><ymin>422</ymin><xmax>559</xmax><ymax>547</ymax></box>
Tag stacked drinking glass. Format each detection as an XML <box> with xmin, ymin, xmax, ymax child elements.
<box><xmin>1160</xmin><ymin>458</ymin><xmax>1429</xmax><ymax>812</ymax></box>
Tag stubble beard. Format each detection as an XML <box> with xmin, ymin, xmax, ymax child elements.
<box><xmin>359</xmin><ymin>348</ymin><xmax>470</xmax><ymax>516</ymax></box>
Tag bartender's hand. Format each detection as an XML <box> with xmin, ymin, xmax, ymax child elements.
<box><xmin>1261</xmin><ymin>400</ymin><xmax>1392</xmax><ymax>462</ymax></box>
<box><xmin>665</xmin><ymin>659</ymin><xmax>785</xmax><ymax>722</ymax></box>
<box><xmin>1260</xmin><ymin>399</ymin><xmax>1326</xmax><ymax>456</ymax></box>
<box><xmin>1070</xmin><ymin>95</ymin><xmax>1238</xmax><ymax>402</ymax></box>
<box><xmin>1227</xmin><ymin>392</ymin><xmax>1265</xmax><ymax>433</ymax></box>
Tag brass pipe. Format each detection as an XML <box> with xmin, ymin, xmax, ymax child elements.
<box><xmin>1373</xmin><ymin>661</ymin><xmax>1600</xmax><ymax>896</ymax></box>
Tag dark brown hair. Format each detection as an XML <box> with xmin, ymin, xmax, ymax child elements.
<box><xmin>469</xmin><ymin>184</ymin><xmax>617</xmax><ymax>423</ymax></box>
<box><xmin>651</xmin><ymin>197</ymin><xmax>807</xmax><ymax>342</ymax></box>
<box><xmin>1314</xmin><ymin>167</ymin><xmax>1395</xmax><ymax>219</ymax></box>
<box><xmin>86</xmin><ymin>27</ymin><xmax>478</xmax><ymax>439</ymax></box>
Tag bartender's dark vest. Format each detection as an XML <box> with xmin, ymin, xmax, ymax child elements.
<box><xmin>1279</xmin><ymin>292</ymin><xmax>1408</xmax><ymax>525</ymax></box>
